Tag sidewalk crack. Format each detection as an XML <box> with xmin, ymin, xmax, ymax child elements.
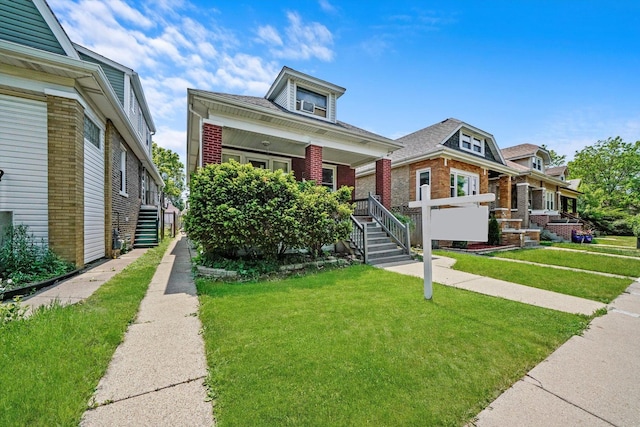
<box><xmin>87</xmin><ymin>375</ymin><xmax>207</xmax><ymax>410</ymax></box>
<box><xmin>525</xmin><ymin>374</ymin><xmax>618</xmax><ymax>426</ymax></box>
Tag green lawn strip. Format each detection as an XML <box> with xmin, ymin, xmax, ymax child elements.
<box><xmin>490</xmin><ymin>247</ymin><xmax>640</xmax><ymax>277</ymax></box>
<box><xmin>0</xmin><ymin>238</ymin><xmax>172</xmax><ymax>427</ymax></box>
<box><xmin>593</xmin><ymin>236</ymin><xmax>636</xmax><ymax>247</ymax></box>
<box><xmin>436</xmin><ymin>250</ymin><xmax>631</xmax><ymax>303</ymax></box>
<box><xmin>198</xmin><ymin>265</ymin><xmax>590</xmax><ymax>426</ymax></box>
<box><xmin>550</xmin><ymin>242</ymin><xmax>640</xmax><ymax>258</ymax></box>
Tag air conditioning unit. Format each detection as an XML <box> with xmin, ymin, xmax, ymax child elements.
<box><xmin>300</xmin><ymin>100</ymin><xmax>315</xmax><ymax>113</ymax></box>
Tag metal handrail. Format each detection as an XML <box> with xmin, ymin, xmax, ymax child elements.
<box><xmin>349</xmin><ymin>215</ymin><xmax>367</xmax><ymax>263</ymax></box>
<box><xmin>368</xmin><ymin>195</ymin><xmax>411</xmax><ymax>254</ymax></box>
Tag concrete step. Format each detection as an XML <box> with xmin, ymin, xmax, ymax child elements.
<box><xmin>367</xmin><ymin>236</ymin><xmax>392</xmax><ymax>245</ymax></box>
<box><xmin>368</xmin><ymin>254</ymin><xmax>413</xmax><ymax>266</ymax></box>
<box><xmin>367</xmin><ymin>242</ymin><xmax>398</xmax><ymax>251</ymax></box>
<box><xmin>368</xmin><ymin>247</ymin><xmax>405</xmax><ymax>260</ymax></box>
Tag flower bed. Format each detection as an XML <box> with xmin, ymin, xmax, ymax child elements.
<box><xmin>1</xmin><ymin>269</ymin><xmax>81</xmax><ymax>301</ymax></box>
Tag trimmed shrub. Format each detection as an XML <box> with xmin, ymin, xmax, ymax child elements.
<box><xmin>488</xmin><ymin>216</ymin><xmax>501</xmax><ymax>245</ymax></box>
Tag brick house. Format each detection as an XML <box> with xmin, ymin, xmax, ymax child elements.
<box><xmin>0</xmin><ymin>0</ymin><xmax>162</xmax><ymax>266</ymax></box>
<box><xmin>501</xmin><ymin>144</ymin><xmax>582</xmax><ymax>241</ymax></box>
<box><xmin>187</xmin><ymin>66</ymin><xmax>402</xmax><ymax>204</ymax></box>
<box><xmin>355</xmin><ymin>118</ymin><xmax>542</xmax><ymax>246</ymax></box>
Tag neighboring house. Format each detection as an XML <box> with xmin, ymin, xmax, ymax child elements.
<box><xmin>501</xmin><ymin>143</ymin><xmax>582</xmax><ymax>241</ymax></box>
<box><xmin>187</xmin><ymin>66</ymin><xmax>413</xmax><ymax>264</ymax></box>
<box><xmin>0</xmin><ymin>0</ymin><xmax>162</xmax><ymax>267</ymax></box>
<box><xmin>355</xmin><ymin>118</ymin><xmax>541</xmax><ymax>246</ymax></box>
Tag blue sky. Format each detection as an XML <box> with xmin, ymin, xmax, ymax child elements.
<box><xmin>49</xmin><ymin>0</ymin><xmax>640</xmax><ymax>166</ymax></box>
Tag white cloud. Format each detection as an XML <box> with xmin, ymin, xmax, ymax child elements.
<box><xmin>256</xmin><ymin>25</ymin><xmax>283</xmax><ymax>46</ymax></box>
<box><xmin>318</xmin><ymin>0</ymin><xmax>337</xmax><ymax>13</ymax></box>
<box><xmin>107</xmin><ymin>0</ymin><xmax>154</xmax><ymax>29</ymax></box>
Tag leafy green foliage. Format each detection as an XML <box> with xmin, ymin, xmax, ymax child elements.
<box><xmin>0</xmin><ymin>296</ymin><xmax>26</xmax><ymax>326</ymax></box>
<box><xmin>152</xmin><ymin>142</ymin><xmax>186</xmax><ymax>210</ymax></box>
<box><xmin>488</xmin><ymin>216</ymin><xmax>501</xmax><ymax>245</ymax></box>
<box><xmin>185</xmin><ymin>161</ymin><xmax>354</xmax><ymax>260</ymax></box>
<box><xmin>541</xmin><ymin>144</ymin><xmax>567</xmax><ymax>167</ymax></box>
<box><xmin>568</xmin><ymin>137</ymin><xmax>640</xmax><ymax>233</ymax></box>
<box><xmin>0</xmin><ymin>224</ymin><xmax>74</xmax><ymax>287</ymax></box>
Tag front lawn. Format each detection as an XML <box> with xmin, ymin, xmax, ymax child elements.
<box><xmin>594</xmin><ymin>235</ymin><xmax>637</xmax><ymax>247</ymax></box>
<box><xmin>0</xmin><ymin>238</ymin><xmax>171</xmax><ymax>426</ymax></box>
<box><xmin>550</xmin><ymin>242</ymin><xmax>640</xmax><ymax>258</ymax></box>
<box><xmin>438</xmin><ymin>251</ymin><xmax>631</xmax><ymax>303</ymax></box>
<box><xmin>197</xmin><ymin>265</ymin><xmax>590</xmax><ymax>426</ymax></box>
<box><xmin>491</xmin><ymin>247</ymin><xmax>640</xmax><ymax>278</ymax></box>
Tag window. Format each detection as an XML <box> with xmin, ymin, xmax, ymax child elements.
<box><xmin>296</xmin><ymin>87</ymin><xmax>327</xmax><ymax>118</ymax></box>
<box><xmin>450</xmin><ymin>169</ymin><xmax>478</xmax><ymax>197</ymax></box>
<box><xmin>545</xmin><ymin>191</ymin><xmax>555</xmax><ymax>210</ymax></box>
<box><xmin>83</xmin><ymin>115</ymin><xmax>100</xmax><ymax>149</ymax></box>
<box><xmin>119</xmin><ymin>146</ymin><xmax>128</xmax><ymax>196</ymax></box>
<box><xmin>221</xmin><ymin>149</ymin><xmax>291</xmax><ymax>173</ymax></box>
<box><xmin>322</xmin><ymin>164</ymin><xmax>336</xmax><ymax>191</ymax></box>
<box><xmin>533</xmin><ymin>156</ymin><xmax>543</xmax><ymax>171</ymax></box>
<box><xmin>415</xmin><ymin>168</ymin><xmax>431</xmax><ymax>201</ymax></box>
<box><xmin>460</xmin><ymin>132</ymin><xmax>484</xmax><ymax>155</ymax></box>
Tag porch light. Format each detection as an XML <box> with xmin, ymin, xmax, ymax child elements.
<box><xmin>261</xmin><ymin>140</ymin><xmax>271</xmax><ymax>147</ymax></box>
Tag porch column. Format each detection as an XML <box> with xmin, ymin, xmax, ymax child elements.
<box><xmin>516</xmin><ymin>183</ymin><xmax>529</xmax><ymax>227</ymax></box>
<box><xmin>202</xmin><ymin>122</ymin><xmax>222</xmax><ymax>166</ymax></box>
<box><xmin>305</xmin><ymin>144</ymin><xmax>323</xmax><ymax>183</ymax></box>
<box><xmin>337</xmin><ymin>164</ymin><xmax>355</xmax><ymax>199</ymax></box>
<box><xmin>375</xmin><ymin>157</ymin><xmax>391</xmax><ymax>209</ymax></box>
<box><xmin>532</xmin><ymin>189</ymin><xmax>544</xmax><ymax>210</ymax></box>
<box><xmin>497</xmin><ymin>175</ymin><xmax>512</xmax><ymax>219</ymax></box>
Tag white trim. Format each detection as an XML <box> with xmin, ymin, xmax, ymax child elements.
<box><xmin>450</xmin><ymin>168</ymin><xmax>479</xmax><ymax>198</ymax></box>
<box><xmin>119</xmin><ymin>144</ymin><xmax>128</xmax><ymax>197</ymax></box>
<box><xmin>43</xmin><ymin>88</ymin><xmax>88</xmax><ymax>109</ymax></box>
<box><xmin>321</xmin><ymin>163</ymin><xmax>337</xmax><ymax>191</ymax></box>
<box><xmin>32</xmin><ymin>0</ymin><xmax>80</xmax><ymax>59</ymax></box>
<box><xmin>415</xmin><ymin>167</ymin><xmax>431</xmax><ymax>201</ymax></box>
<box><xmin>459</xmin><ymin>131</ymin><xmax>485</xmax><ymax>156</ymax></box>
<box><xmin>516</xmin><ymin>182</ymin><xmax>530</xmax><ymax>186</ymax></box>
<box><xmin>221</xmin><ymin>148</ymin><xmax>292</xmax><ymax>173</ymax></box>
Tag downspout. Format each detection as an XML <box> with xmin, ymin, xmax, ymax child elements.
<box><xmin>189</xmin><ymin>103</ymin><xmax>204</xmax><ymax>169</ymax></box>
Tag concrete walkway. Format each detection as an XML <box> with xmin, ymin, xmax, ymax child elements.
<box><xmin>543</xmin><ymin>245</ymin><xmax>640</xmax><ymax>260</ymax></box>
<box><xmin>384</xmin><ymin>256</ymin><xmax>640</xmax><ymax>425</ymax></box>
<box><xmin>487</xmin><ymin>256</ymin><xmax>633</xmax><ymax>279</ymax></box>
<box><xmin>81</xmin><ymin>235</ymin><xmax>213</xmax><ymax>426</ymax></box>
<box><xmin>23</xmin><ymin>248</ymin><xmax>148</xmax><ymax>314</ymax></box>
<box><xmin>383</xmin><ymin>256</ymin><xmax>606</xmax><ymax>315</ymax></box>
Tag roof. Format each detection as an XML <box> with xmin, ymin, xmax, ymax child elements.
<box><xmin>390</xmin><ymin>118</ymin><xmax>463</xmax><ymax>162</ymax></box>
<box><xmin>566</xmin><ymin>178</ymin><xmax>581</xmax><ymax>191</ymax></box>
<box><xmin>505</xmin><ymin>159</ymin><xmax>530</xmax><ymax>172</ymax></box>
<box><xmin>501</xmin><ymin>143</ymin><xmax>549</xmax><ymax>160</ymax></box>
<box><xmin>199</xmin><ymin>91</ymin><xmax>391</xmax><ymax>142</ymax></box>
<box><xmin>265</xmin><ymin>66</ymin><xmax>346</xmax><ymax>101</ymax></box>
<box><xmin>546</xmin><ymin>166</ymin><xmax>567</xmax><ymax>177</ymax></box>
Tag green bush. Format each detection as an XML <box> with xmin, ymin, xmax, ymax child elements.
<box><xmin>488</xmin><ymin>216</ymin><xmax>501</xmax><ymax>245</ymax></box>
<box><xmin>185</xmin><ymin>161</ymin><xmax>354</xmax><ymax>260</ymax></box>
<box><xmin>0</xmin><ymin>224</ymin><xmax>74</xmax><ymax>287</ymax></box>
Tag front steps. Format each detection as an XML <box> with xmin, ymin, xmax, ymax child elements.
<box><xmin>134</xmin><ymin>205</ymin><xmax>159</xmax><ymax>248</ymax></box>
<box><xmin>359</xmin><ymin>219</ymin><xmax>413</xmax><ymax>265</ymax></box>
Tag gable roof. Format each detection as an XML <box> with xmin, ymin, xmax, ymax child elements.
<box><xmin>265</xmin><ymin>66</ymin><xmax>346</xmax><ymax>101</ymax></box>
<box><xmin>501</xmin><ymin>143</ymin><xmax>552</xmax><ymax>163</ymax></box>
<box><xmin>546</xmin><ymin>165</ymin><xmax>567</xmax><ymax>177</ymax></box>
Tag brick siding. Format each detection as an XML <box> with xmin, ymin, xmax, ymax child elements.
<box><xmin>375</xmin><ymin>158</ymin><xmax>391</xmax><ymax>208</ymax></box>
<box><xmin>305</xmin><ymin>145</ymin><xmax>323</xmax><ymax>183</ymax></box>
<box><xmin>202</xmin><ymin>123</ymin><xmax>222</xmax><ymax>166</ymax></box>
<box><xmin>337</xmin><ymin>164</ymin><xmax>355</xmax><ymax>199</ymax></box>
<box><xmin>47</xmin><ymin>95</ymin><xmax>84</xmax><ymax>267</ymax></box>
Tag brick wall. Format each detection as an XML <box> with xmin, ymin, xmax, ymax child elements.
<box><xmin>110</xmin><ymin>123</ymin><xmax>142</xmax><ymax>248</ymax></box>
<box><xmin>546</xmin><ymin>223</ymin><xmax>582</xmax><ymax>241</ymax></box>
<box><xmin>375</xmin><ymin>158</ymin><xmax>391</xmax><ymax>208</ymax></box>
<box><xmin>305</xmin><ymin>145</ymin><xmax>323</xmax><ymax>183</ymax></box>
<box><xmin>497</xmin><ymin>175</ymin><xmax>512</xmax><ymax>217</ymax></box>
<box><xmin>202</xmin><ymin>123</ymin><xmax>222</xmax><ymax>166</ymax></box>
<box><xmin>390</xmin><ymin>165</ymin><xmax>410</xmax><ymax>208</ymax></box>
<box><xmin>409</xmin><ymin>158</ymin><xmax>489</xmax><ymax>201</ymax></box>
<box><xmin>104</xmin><ymin>120</ymin><xmax>113</xmax><ymax>257</ymax></box>
<box><xmin>47</xmin><ymin>95</ymin><xmax>84</xmax><ymax>267</ymax></box>
<box><xmin>355</xmin><ymin>173</ymin><xmax>375</xmax><ymax>199</ymax></box>
<box><xmin>337</xmin><ymin>164</ymin><xmax>355</xmax><ymax>199</ymax></box>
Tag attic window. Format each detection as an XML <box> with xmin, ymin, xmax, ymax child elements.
<box><xmin>533</xmin><ymin>156</ymin><xmax>543</xmax><ymax>171</ymax></box>
<box><xmin>296</xmin><ymin>87</ymin><xmax>327</xmax><ymax>118</ymax></box>
<box><xmin>460</xmin><ymin>132</ymin><xmax>484</xmax><ymax>155</ymax></box>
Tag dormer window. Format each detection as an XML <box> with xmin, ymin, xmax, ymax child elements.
<box><xmin>296</xmin><ymin>87</ymin><xmax>327</xmax><ymax>118</ymax></box>
<box><xmin>533</xmin><ymin>156</ymin><xmax>543</xmax><ymax>171</ymax></box>
<box><xmin>460</xmin><ymin>132</ymin><xmax>484</xmax><ymax>155</ymax></box>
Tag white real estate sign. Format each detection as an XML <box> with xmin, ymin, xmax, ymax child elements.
<box><xmin>409</xmin><ymin>184</ymin><xmax>495</xmax><ymax>300</ymax></box>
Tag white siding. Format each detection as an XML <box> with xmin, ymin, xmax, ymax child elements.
<box><xmin>274</xmin><ymin>86</ymin><xmax>289</xmax><ymax>110</ymax></box>
<box><xmin>0</xmin><ymin>94</ymin><xmax>48</xmax><ymax>241</ymax></box>
<box><xmin>84</xmin><ymin>133</ymin><xmax>105</xmax><ymax>263</ymax></box>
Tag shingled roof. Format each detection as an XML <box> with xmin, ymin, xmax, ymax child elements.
<box><xmin>546</xmin><ymin>166</ymin><xmax>567</xmax><ymax>177</ymax></box>
<box><xmin>501</xmin><ymin>143</ymin><xmax>542</xmax><ymax>160</ymax></box>
<box><xmin>389</xmin><ymin>118</ymin><xmax>463</xmax><ymax>163</ymax></box>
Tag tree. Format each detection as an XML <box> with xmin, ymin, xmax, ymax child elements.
<box><xmin>152</xmin><ymin>142</ymin><xmax>185</xmax><ymax>210</ymax></box>
<box><xmin>540</xmin><ymin>144</ymin><xmax>567</xmax><ymax>167</ymax></box>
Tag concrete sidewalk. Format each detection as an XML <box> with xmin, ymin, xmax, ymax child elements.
<box><xmin>81</xmin><ymin>235</ymin><xmax>213</xmax><ymax>426</ymax></box>
<box><xmin>384</xmin><ymin>256</ymin><xmax>640</xmax><ymax>425</ymax></box>
<box><xmin>382</xmin><ymin>256</ymin><xmax>605</xmax><ymax>315</ymax></box>
<box><xmin>23</xmin><ymin>248</ymin><xmax>148</xmax><ymax>313</ymax></box>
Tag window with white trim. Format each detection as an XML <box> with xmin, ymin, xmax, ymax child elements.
<box><xmin>221</xmin><ymin>149</ymin><xmax>291</xmax><ymax>173</ymax></box>
<box><xmin>415</xmin><ymin>168</ymin><xmax>431</xmax><ymax>201</ymax></box>
<box><xmin>83</xmin><ymin>115</ymin><xmax>101</xmax><ymax>149</ymax></box>
<box><xmin>322</xmin><ymin>164</ymin><xmax>337</xmax><ymax>191</ymax></box>
<box><xmin>545</xmin><ymin>191</ymin><xmax>555</xmax><ymax>210</ymax></box>
<box><xmin>533</xmin><ymin>156</ymin><xmax>543</xmax><ymax>171</ymax></box>
<box><xmin>450</xmin><ymin>169</ymin><xmax>479</xmax><ymax>197</ymax></box>
<box><xmin>460</xmin><ymin>132</ymin><xmax>484</xmax><ymax>155</ymax></box>
<box><xmin>119</xmin><ymin>145</ymin><xmax>128</xmax><ymax>196</ymax></box>
<box><xmin>296</xmin><ymin>86</ymin><xmax>328</xmax><ymax>118</ymax></box>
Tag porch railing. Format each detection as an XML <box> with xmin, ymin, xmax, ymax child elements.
<box><xmin>349</xmin><ymin>215</ymin><xmax>367</xmax><ymax>264</ymax></box>
<box><xmin>368</xmin><ymin>194</ymin><xmax>411</xmax><ymax>254</ymax></box>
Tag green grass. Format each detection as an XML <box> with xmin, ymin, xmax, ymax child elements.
<box><xmin>550</xmin><ymin>242</ymin><xmax>640</xmax><ymax>258</ymax></box>
<box><xmin>437</xmin><ymin>251</ymin><xmax>632</xmax><ymax>303</ymax></box>
<box><xmin>0</xmin><ymin>238</ymin><xmax>172</xmax><ymax>426</ymax></box>
<box><xmin>198</xmin><ymin>265</ymin><xmax>591</xmax><ymax>426</ymax></box>
<box><xmin>490</xmin><ymin>247</ymin><xmax>640</xmax><ymax>277</ymax></box>
<box><xmin>593</xmin><ymin>235</ymin><xmax>637</xmax><ymax>247</ymax></box>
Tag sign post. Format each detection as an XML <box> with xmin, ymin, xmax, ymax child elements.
<box><xmin>408</xmin><ymin>184</ymin><xmax>495</xmax><ymax>300</ymax></box>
